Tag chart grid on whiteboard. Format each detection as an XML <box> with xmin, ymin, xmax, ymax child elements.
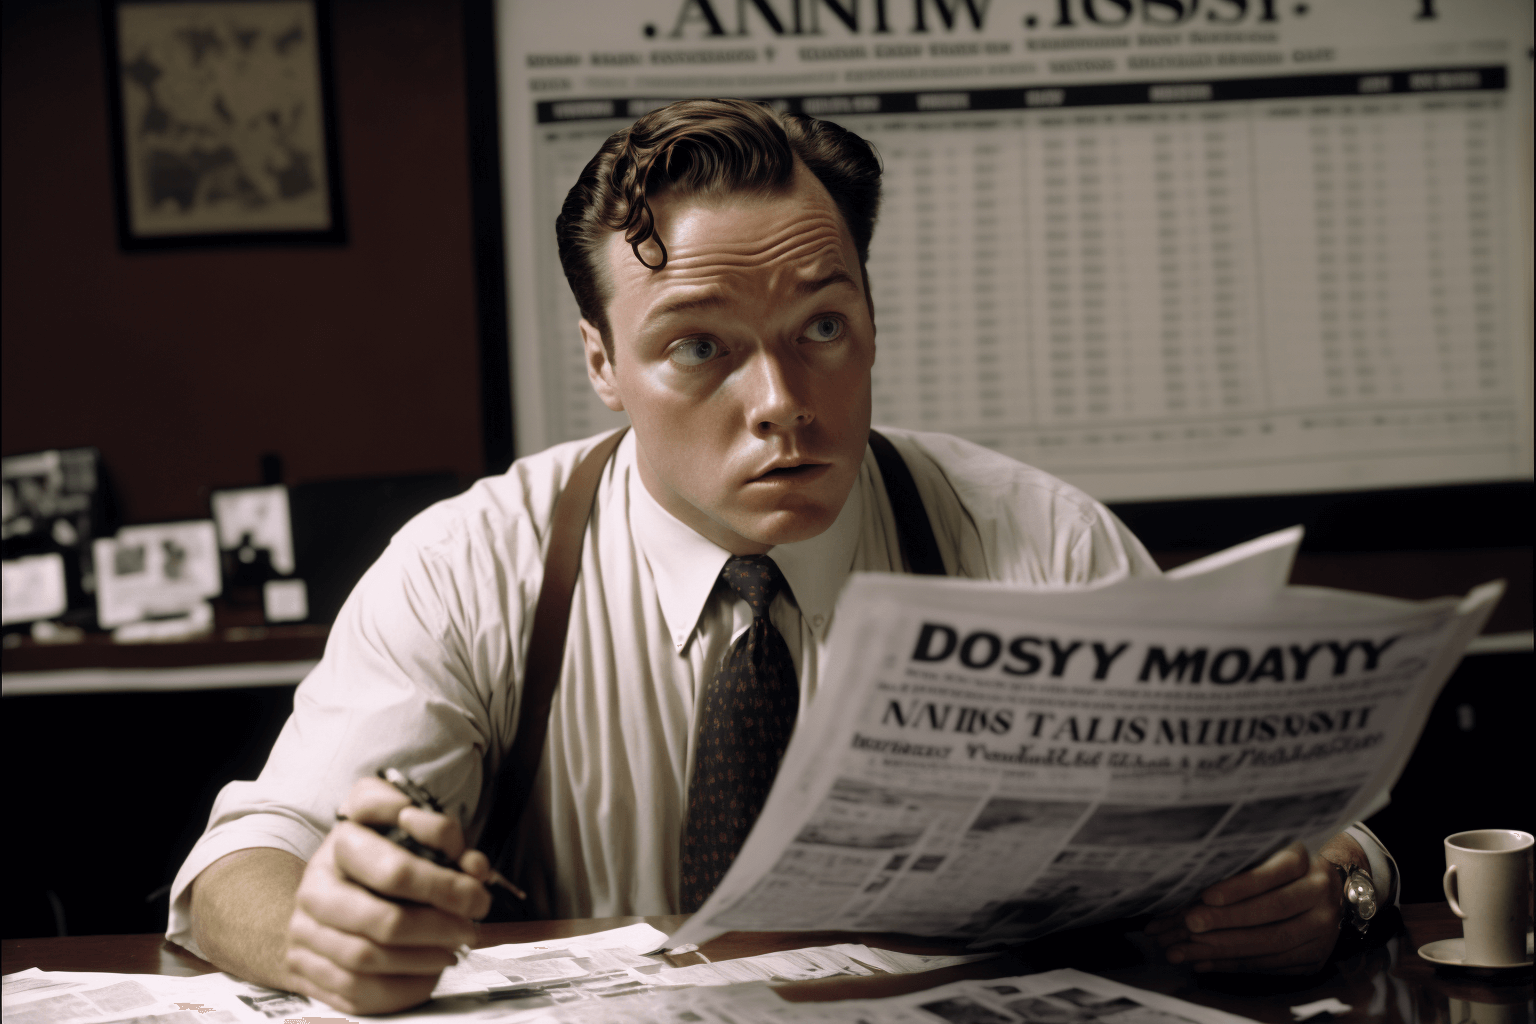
<box><xmin>498</xmin><ymin>3</ymin><xmax>1532</xmax><ymax>503</ymax></box>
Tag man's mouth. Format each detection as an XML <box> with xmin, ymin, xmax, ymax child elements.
<box><xmin>752</xmin><ymin>461</ymin><xmax>830</xmax><ymax>482</ymax></box>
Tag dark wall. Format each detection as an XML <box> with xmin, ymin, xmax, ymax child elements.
<box><xmin>1</xmin><ymin>0</ymin><xmax>484</xmax><ymax>522</ymax></box>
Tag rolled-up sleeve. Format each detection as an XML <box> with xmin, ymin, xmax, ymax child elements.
<box><xmin>166</xmin><ymin>489</ymin><xmax>534</xmax><ymax>956</ymax></box>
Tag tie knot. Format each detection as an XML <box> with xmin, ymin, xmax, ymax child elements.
<box><xmin>720</xmin><ymin>554</ymin><xmax>787</xmax><ymax>619</ymax></box>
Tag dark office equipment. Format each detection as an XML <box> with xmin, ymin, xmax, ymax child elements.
<box><xmin>289</xmin><ymin>472</ymin><xmax>464</xmax><ymax>625</ymax></box>
<box><xmin>3</xmin><ymin>684</ymin><xmax>299</xmax><ymax>938</ymax></box>
<box><xmin>1109</xmin><ymin>481</ymin><xmax>1533</xmax><ymax>555</ymax></box>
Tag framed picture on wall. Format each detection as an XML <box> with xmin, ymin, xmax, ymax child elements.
<box><xmin>102</xmin><ymin>0</ymin><xmax>346</xmax><ymax>250</ymax></box>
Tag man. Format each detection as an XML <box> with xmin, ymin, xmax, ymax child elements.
<box><xmin>175</xmin><ymin>100</ymin><xmax>1395</xmax><ymax>1014</ymax></box>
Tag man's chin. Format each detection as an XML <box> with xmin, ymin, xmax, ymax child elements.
<box><xmin>726</xmin><ymin>504</ymin><xmax>841</xmax><ymax>549</ymax></box>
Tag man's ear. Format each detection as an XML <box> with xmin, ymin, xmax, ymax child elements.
<box><xmin>581</xmin><ymin>319</ymin><xmax>624</xmax><ymax>412</ymax></box>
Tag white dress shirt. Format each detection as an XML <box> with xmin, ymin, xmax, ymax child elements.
<box><xmin>166</xmin><ymin>426</ymin><xmax>1389</xmax><ymax>954</ymax></box>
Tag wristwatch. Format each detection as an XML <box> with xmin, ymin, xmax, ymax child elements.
<box><xmin>1335</xmin><ymin>863</ymin><xmax>1378</xmax><ymax>934</ymax></box>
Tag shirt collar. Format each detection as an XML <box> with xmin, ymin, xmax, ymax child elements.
<box><xmin>766</xmin><ymin>480</ymin><xmax>863</xmax><ymax>643</ymax></box>
<box><xmin>628</xmin><ymin>450</ymin><xmax>864</xmax><ymax>650</ymax></box>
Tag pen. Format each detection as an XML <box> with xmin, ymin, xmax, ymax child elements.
<box><xmin>336</xmin><ymin>768</ymin><xmax>528</xmax><ymax>905</ymax></box>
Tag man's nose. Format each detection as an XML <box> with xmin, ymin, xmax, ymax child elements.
<box><xmin>744</xmin><ymin>349</ymin><xmax>814</xmax><ymax>435</ymax></box>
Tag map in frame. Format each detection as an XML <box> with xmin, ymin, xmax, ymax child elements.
<box><xmin>111</xmin><ymin>1</ymin><xmax>339</xmax><ymax>242</ymax></box>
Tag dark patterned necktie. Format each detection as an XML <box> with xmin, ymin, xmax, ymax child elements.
<box><xmin>679</xmin><ymin>554</ymin><xmax>800</xmax><ymax>912</ymax></box>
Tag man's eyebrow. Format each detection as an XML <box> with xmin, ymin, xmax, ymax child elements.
<box><xmin>645</xmin><ymin>271</ymin><xmax>858</xmax><ymax>321</ymax></box>
<box><xmin>648</xmin><ymin>293</ymin><xmax>726</xmax><ymax>320</ymax></box>
<box><xmin>797</xmin><ymin>271</ymin><xmax>858</xmax><ymax>296</ymax></box>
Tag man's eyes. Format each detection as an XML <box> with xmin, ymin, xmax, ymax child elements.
<box><xmin>669</xmin><ymin>337</ymin><xmax>721</xmax><ymax>366</ymax></box>
<box><xmin>667</xmin><ymin>317</ymin><xmax>844</xmax><ymax>365</ymax></box>
<box><xmin>805</xmin><ymin>317</ymin><xmax>844</xmax><ymax>343</ymax></box>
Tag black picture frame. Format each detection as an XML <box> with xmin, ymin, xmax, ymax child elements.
<box><xmin>101</xmin><ymin>0</ymin><xmax>346</xmax><ymax>251</ymax></box>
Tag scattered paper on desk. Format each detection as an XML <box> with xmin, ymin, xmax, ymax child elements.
<box><xmin>656</xmin><ymin>966</ymin><xmax>1263</xmax><ymax>1024</ymax></box>
<box><xmin>2</xmin><ymin>970</ymin><xmax>82</xmax><ymax>997</ymax></box>
<box><xmin>5</xmin><ymin>965</ymin><xmax>1264</xmax><ymax>1024</ymax></box>
<box><xmin>429</xmin><ymin>922</ymin><xmax>665</xmax><ymax>999</ymax></box>
<box><xmin>0</xmin><ymin>968</ymin><xmax>251</xmax><ymax>1024</ymax></box>
<box><xmin>1292</xmin><ymin>997</ymin><xmax>1353</xmax><ymax>1019</ymax></box>
<box><xmin>429</xmin><ymin>970</ymin><xmax>525</xmax><ymax>999</ymax></box>
<box><xmin>425</xmin><ymin>921</ymin><xmax>996</xmax><ymax>1004</ymax></box>
<box><xmin>646</xmin><ymin>944</ymin><xmax>868</xmax><ymax>987</ymax></box>
<box><xmin>1</xmin><ymin>933</ymin><xmax>994</xmax><ymax>1023</ymax></box>
<box><xmin>852</xmin><ymin>947</ymin><xmax>999</xmax><ymax>974</ymax></box>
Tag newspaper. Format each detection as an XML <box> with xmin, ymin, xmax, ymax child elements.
<box><xmin>643</xmin><ymin>966</ymin><xmax>1265</xmax><ymax>1024</ymax></box>
<box><xmin>1</xmin><ymin>927</ymin><xmax>991</xmax><ymax>1024</ymax></box>
<box><xmin>669</xmin><ymin>528</ymin><xmax>1502</xmax><ymax>949</ymax></box>
<box><xmin>2</xmin><ymin>965</ymin><xmax>1254</xmax><ymax>1024</ymax></box>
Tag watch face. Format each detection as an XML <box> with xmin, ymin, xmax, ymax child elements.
<box><xmin>1346</xmin><ymin>869</ymin><xmax>1378</xmax><ymax>920</ymax></box>
<box><xmin>1358</xmin><ymin>894</ymin><xmax>1378</xmax><ymax>919</ymax></box>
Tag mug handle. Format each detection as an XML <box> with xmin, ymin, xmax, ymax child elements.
<box><xmin>1443</xmin><ymin>864</ymin><xmax>1466</xmax><ymax>918</ymax></box>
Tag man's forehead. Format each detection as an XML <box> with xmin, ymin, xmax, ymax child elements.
<box><xmin>604</xmin><ymin>168</ymin><xmax>858</xmax><ymax>300</ymax></box>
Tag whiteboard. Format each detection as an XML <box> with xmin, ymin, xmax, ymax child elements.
<box><xmin>495</xmin><ymin>0</ymin><xmax>1532</xmax><ymax>502</ymax></box>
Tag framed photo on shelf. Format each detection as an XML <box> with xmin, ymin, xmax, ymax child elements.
<box><xmin>102</xmin><ymin>0</ymin><xmax>346</xmax><ymax>250</ymax></box>
<box><xmin>93</xmin><ymin>520</ymin><xmax>222</xmax><ymax>628</ymax></box>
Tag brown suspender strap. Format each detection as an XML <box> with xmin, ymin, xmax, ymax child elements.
<box><xmin>867</xmin><ymin>429</ymin><xmax>947</xmax><ymax>576</ymax></box>
<box><xmin>482</xmin><ymin>426</ymin><xmax>629</xmax><ymax>875</ymax></box>
<box><xmin>480</xmin><ymin>426</ymin><xmax>943</xmax><ymax>882</ymax></box>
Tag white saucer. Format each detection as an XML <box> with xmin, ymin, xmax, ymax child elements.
<box><xmin>1418</xmin><ymin>935</ymin><xmax>1535</xmax><ymax>971</ymax></box>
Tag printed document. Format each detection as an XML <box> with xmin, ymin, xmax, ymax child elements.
<box><xmin>669</xmin><ymin>527</ymin><xmax>1501</xmax><ymax>948</ymax></box>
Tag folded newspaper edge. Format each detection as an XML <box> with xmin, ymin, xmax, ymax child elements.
<box><xmin>669</xmin><ymin>526</ymin><xmax>1502</xmax><ymax>950</ymax></box>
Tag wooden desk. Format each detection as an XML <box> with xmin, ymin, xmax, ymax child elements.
<box><xmin>3</xmin><ymin>905</ymin><xmax>1529</xmax><ymax>1021</ymax></box>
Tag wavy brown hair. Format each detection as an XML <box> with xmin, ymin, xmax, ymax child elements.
<box><xmin>556</xmin><ymin>98</ymin><xmax>882</xmax><ymax>355</ymax></box>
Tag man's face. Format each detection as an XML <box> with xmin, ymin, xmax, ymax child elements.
<box><xmin>582</xmin><ymin>162</ymin><xmax>876</xmax><ymax>555</ymax></box>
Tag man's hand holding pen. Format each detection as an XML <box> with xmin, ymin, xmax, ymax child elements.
<box><xmin>282</xmin><ymin>775</ymin><xmax>493</xmax><ymax>1014</ymax></box>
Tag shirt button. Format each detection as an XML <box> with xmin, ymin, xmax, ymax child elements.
<box><xmin>813</xmin><ymin>614</ymin><xmax>825</xmax><ymax>628</ymax></box>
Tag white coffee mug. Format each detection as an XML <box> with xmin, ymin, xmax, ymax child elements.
<box><xmin>1443</xmin><ymin>829</ymin><xmax>1534</xmax><ymax>966</ymax></box>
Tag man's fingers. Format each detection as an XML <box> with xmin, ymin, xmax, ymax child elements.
<box><xmin>284</xmin><ymin>943</ymin><xmax>442</xmax><ymax>1016</ymax></box>
<box><xmin>336</xmin><ymin>776</ymin><xmax>487</xmax><ymax>917</ymax></box>
<box><xmin>289</xmin><ymin>909</ymin><xmax>457</xmax><ymax>975</ymax></box>
<box><xmin>458</xmin><ymin>848</ymin><xmax>493</xmax><ymax>882</ymax></box>
<box><xmin>1160</xmin><ymin>847</ymin><xmax>1346</xmax><ymax>976</ymax></box>
<box><xmin>1166</xmin><ymin>907</ymin><xmax>1334</xmax><ymax>964</ymax></box>
<box><xmin>307</xmin><ymin>884</ymin><xmax>475</xmax><ymax>950</ymax></box>
<box><xmin>331</xmin><ymin>821</ymin><xmax>489</xmax><ymax>919</ymax></box>
<box><xmin>281</xmin><ymin>794</ymin><xmax>485</xmax><ymax>1018</ymax></box>
<box><xmin>1185</xmin><ymin>865</ymin><xmax>1329</xmax><ymax>933</ymax></box>
<box><xmin>338</xmin><ymin>776</ymin><xmax>413</xmax><ymax>824</ymax></box>
<box><xmin>398</xmin><ymin>805</ymin><xmax>468</xmax><ymax>861</ymax></box>
<box><xmin>1199</xmin><ymin>841</ymin><xmax>1311</xmax><ymax>908</ymax></box>
<box><xmin>298</xmin><ymin>854</ymin><xmax>476</xmax><ymax>949</ymax></box>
